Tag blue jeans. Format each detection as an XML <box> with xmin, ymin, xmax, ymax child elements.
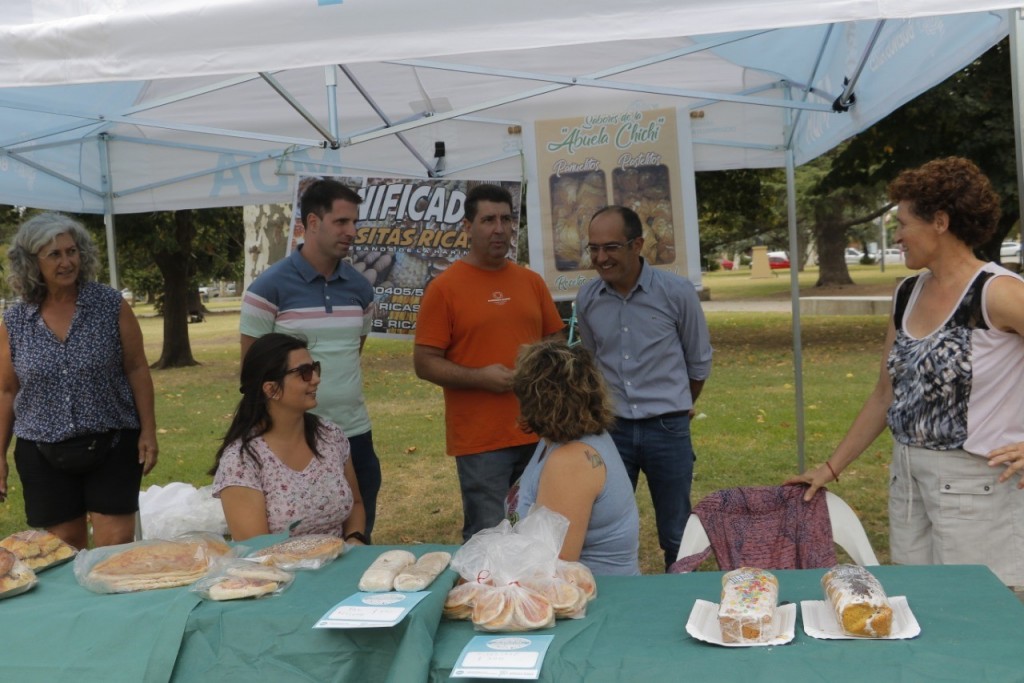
<box><xmin>347</xmin><ymin>430</ymin><xmax>381</xmax><ymax>543</ymax></box>
<box><xmin>455</xmin><ymin>443</ymin><xmax>535</xmax><ymax>542</ymax></box>
<box><xmin>610</xmin><ymin>414</ymin><xmax>695</xmax><ymax>571</ymax></box>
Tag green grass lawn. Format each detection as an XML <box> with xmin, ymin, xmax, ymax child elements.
<box><xmin>0</xmin><ymin>285</ymin><xmax>897</xmax><ymax>574</ymax></box>
<box><xmin>701</xmin><ymin>262</ymin><xmax>914</xmax><ymax>300</ymax></box>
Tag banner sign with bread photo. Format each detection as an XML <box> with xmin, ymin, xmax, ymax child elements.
<box><xmin>286</xmin><ymin>175</ymin><xmax>523</xmax><ymax>338</ymax></box>
<box><xmin>527</xmin><ymin>106</ymin><xmax>700</xmax><ymax>299</ymax></box>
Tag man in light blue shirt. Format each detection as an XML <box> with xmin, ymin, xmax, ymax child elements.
<box><xmin>575</xmin><ymin>205</ymin><xmax>712</xmax><ymax>570</ymax></box>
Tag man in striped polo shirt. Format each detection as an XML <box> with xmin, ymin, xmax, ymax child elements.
<box><xmin>240</xmin><ymin>179</ymin><xmax>380</xmax><ymax>543</ymax></box>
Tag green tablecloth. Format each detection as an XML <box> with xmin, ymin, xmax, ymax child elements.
<box><xmin>429</xmin><ymin>565</ymin><xmax>1024</xmax><ymax>682</ymax></box>
<box><xmin>0</xmin><ymin>558</ymin><xmax>200</xmax><ymax>683</ymax></box>
<box><xmin>171</xmin><ymin>542</ymin><xmax>458</xmax><ymax>683</ymax></box>
<box><xmin>0</xmin><ymin>539</ymin><xmax>457</xmax><ymax>683</ymax></box>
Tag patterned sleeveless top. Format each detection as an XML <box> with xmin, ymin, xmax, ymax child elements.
<box><xmin>887</xmin><ymin>268</ymin><xmax>995</xmax><ymax>450</ymax></box>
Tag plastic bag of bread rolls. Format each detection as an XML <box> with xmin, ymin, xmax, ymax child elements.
<box><xmin>358</xmin><ymin>549</ymin><xmax>416</xmax><ymax>592</ymax></box>
<box><xmin>821</xmin><ymin>564</ymin><xmax>892</xmax><ymax>637</ymax></box>
<box><xmin>471</xmin><ymin>583</ymin><xmax>554</xmax><ymax>632</ymax></box>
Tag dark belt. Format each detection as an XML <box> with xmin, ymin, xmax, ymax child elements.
<box><xmin>618</xmin><ymin>410</ymin><xmax>690</xmax><ymax>422</ymax></box>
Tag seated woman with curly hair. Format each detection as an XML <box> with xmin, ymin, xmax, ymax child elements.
<box><xmin>506</xmin><ymin>340</ymin><xmax>640</xmax><ymax>576</ymax></box>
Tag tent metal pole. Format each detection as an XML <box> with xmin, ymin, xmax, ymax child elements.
<box><xmin>338</xmin><ymin>65</ymin><xmax>438</xmax><ymax>175</ymax></box>
<box><xmin>785</xmin><ymin>148</ymin><xmax>806</xmax><ymax>473</ymax></box>
<box><xmin>833</xmin><ymin>20</ymin><xmax>886</xmax><ymax>111</ymax></box>
<box><xmin>1010</xmin><ymin>8</ymin><xmax>1024</xmax><ymax>242</ymax></box>
<box><xmin>325</xmin><ymin>66</ymin><xmax>339</xmax><ymax>143</ymax></box>
<box><xmin>259</xmin><ymin>72</ymin><xmax>339</xmax><ymax>148</ymax></box>
<box><xmin>98</xmin><ymin>132</ymin><xmax>118</xmax><ymax>288</ymax></box>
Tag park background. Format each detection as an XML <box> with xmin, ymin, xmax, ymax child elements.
<box><xmin>0</xmin><ymin>265</ymin><xmax>910</xmax><ymax>575</ymax></box>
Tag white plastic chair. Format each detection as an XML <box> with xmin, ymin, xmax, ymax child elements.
<box><xmin>676</xmin><ymin>491</ymin><xmax>879</xmax><ymax>566</ymax></box>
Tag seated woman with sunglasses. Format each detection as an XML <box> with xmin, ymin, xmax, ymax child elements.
<box><xmin>211</xmin><ymin>333</ymin><xmax>367</xmax><ymax>543</ymax></box>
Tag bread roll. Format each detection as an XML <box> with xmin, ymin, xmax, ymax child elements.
<box><xmin>226</xmin><ymin>563</ymin><xmax>292</xmax><ymax>583</ymax></box>
<box><xmin>249</xmin><ymin>535</ymin><xmax>344</xmax><ymax>570</ymax></box>
<box><xmin>444</xmin><ymin>581</ymin><xmax>489</xmax><ymax>620</ymax></box>
<box><xmin>472</xmin><ymin>585</ymin><xmax>554</xmax><ymax>632</ymax></box>
<box><xmin>0</xmin><ymin>530</ymin><xmax>76</xmax><ymax>571</ymax></box>
<box><xmin>555</xmin><ymin>560</ymin><xmax>597</xmax><ymax>601</ymax></box>
<box><xmin>358</xmin><ymin>549</ymin><xmax>416</xmax><ymax>592</ymax></box>
<box><xmin>519</xmin><ymin>576</ymin><xmax>587</xmax><ymax>619</ymax></box>
<box><xmin>207</xmin><ymin>576</ymin><xmax>280</xmax><ymax>601</ymax></box>
<box><xmin>85</xmin><ymin>540</ymin><xmax>215</xmax><ymax>593</ymax></box>
<box><xmin>0</xmin><ymin>550</ymin><xmax>37</xmax><ymax>598</ymax></box>
<box><xmin>393</xmin><ymin>551</ymin><xmax>451</xmax><ymax>591</ymax></box>
<box><xmin>821</xmin><ymin>564</ymin><xmax>892</xmax><ymax>637</ymax></box>
<box><xmin>718</xmin><ymin>567</ymin><xmax>779</xmax><ymax>643</ymax></box>
<box><xmin>472</xmin><ymin>588</ymin><xmax>513</xmax><ymax>630</ymax></box>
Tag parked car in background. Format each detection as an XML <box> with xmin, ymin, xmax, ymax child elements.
<box><xmin>767</xmin><ymin>251</ymin><xmax>790</xmax><ymax>269</ymax></box>
<box><xmin>845</xmin><ymin>248</ymin><xmax>864</xmax><ymax>264</ymax></box>
<box><xmin>881</xmin><ymin>247</ymin><xmax>903</xmax><ymax>261</ymax></box>
<box><xmin>719</xmin><ymin>257</ymin><xmax>735</xmax><ymax>270</ymax></box>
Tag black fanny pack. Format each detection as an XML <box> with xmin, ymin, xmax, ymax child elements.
<box><xmin>36</xmin><ymin>431</ymin><xmax>118</xmax><ymax>474</ymax></box>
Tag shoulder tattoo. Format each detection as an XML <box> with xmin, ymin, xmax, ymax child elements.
<box><xmin>583</xmin><ymin>448</ymin><xmax>605</xmax><ymax>469</ymax></box>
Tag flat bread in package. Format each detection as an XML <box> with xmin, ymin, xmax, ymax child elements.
<box><xmin>0</xmin><ymin>548</ymin><xmax>37</xmax><ymax>599</ymax></box>
<box><xmin>248</xmin><ymin>534</ymin><xmax>344</xmax><ymax>570</ymax></box>
<box><xmin>192</xmin><ymin>560</ymin><xmax>294</xmax><ymax>601</ymax></box>
<box><xmin>75</xmin><ymin>534</ymin><xmax>231</xmax><ymax>593</ymax></box>
<box><xmin>358</xmin><ymin>549</ymin><xmax>415</xmax><ymax>592</ymax></box>
<box><xmin>393</xmin><ymin>551</ymin><xmax>451</xmax><ymax>591</ymax></box>
<box><xmin>0</xmin><ymin>530</ymin><xmax>76</xmax><ymax>571</ymax></box>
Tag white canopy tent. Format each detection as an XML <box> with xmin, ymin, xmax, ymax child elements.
<box><xmin>1</xmin><ymin>0</ymin><xmax>1022</xmax><ymax>466</ymax></box>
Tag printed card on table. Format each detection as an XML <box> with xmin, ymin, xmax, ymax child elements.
<box><xmin>314</xmin><ymin>591</ymin><xmax>429</xmax><ymax>629</ymax></box>
<box><xmin>451</xmin><ymin>635</ymin><xmax>554</xmax><ymax>680</ymax></box>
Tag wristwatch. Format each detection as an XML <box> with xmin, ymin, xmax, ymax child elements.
<box><xmin>344</xmin><ymin>531</ymin><xmax>370</xmax><ymax>545</ymax></box>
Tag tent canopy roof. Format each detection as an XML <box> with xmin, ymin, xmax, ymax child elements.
<box><xmin>0</xmin><ymin>1</ymin><xmax>1016</xmax><ymax>213</ymax></box>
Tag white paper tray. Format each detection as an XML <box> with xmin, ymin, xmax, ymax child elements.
<box><xmin>686</xmin><ymin>599</ymin><xmax>796</xmax><ymax>647</ymax></box>
<box><xmin>800</xmin><ymin>596</ymin><xmax>920</xmax><ymax>640</ymax></box>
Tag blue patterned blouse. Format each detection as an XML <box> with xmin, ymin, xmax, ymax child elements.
<box><xmin>4</xmin><ymin>282</ymin><xmax>139</xmax><ymax>442</ymax></box>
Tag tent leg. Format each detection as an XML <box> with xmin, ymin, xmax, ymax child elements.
<box><xmin>785</xmin><ymin>149</ymin><xmax>805</xmax><ymax>473</ymax></box>
<box><xmin>1010</xmin><ymin>8</ymin><xmax>1024</xmax><ymax>243</ymax></box>
<box><xmin>98</xmin><ymin>132</ymin><xmax>118</xmax><ymax>288</ymax></box>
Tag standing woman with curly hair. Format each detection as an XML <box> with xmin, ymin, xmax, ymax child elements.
<box><xmin>507</xmin><ymin>340</ymin><xmax>640</xmax><ymax>576</ymax></box>
<box><xmin>787</xmin><ymin>157</ymin><xmax>1024</xmax><ymax>587</ymax></box>
<box><xmin>0</xmin><ymin>212</ymin><xmax>158</xmax><ymax>549</ymax></box>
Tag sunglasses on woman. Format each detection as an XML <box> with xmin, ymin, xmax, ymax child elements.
<box><xmin>285</xmin><ymin>361</ymin><xmax>322</xmax><ymax>382</ymax></box>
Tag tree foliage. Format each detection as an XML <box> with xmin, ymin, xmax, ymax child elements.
<box><xmin>696</xmin><ymin>168</ymin><xmax>790</xmax><ymax>267</ymax></box>
<box><xmin>82</xmin><ymin>207</ymin><xmax>244</xmax><ymax>369</ymax></box>
<box><xmin>821</xmin><ymin>38</ymin><xmax>1016</xmax><ymax>262</ymax></box>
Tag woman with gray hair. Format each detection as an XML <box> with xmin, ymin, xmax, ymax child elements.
<box><xmin>0</xmin><ymin>212</ymin><xmax>157</xmax><ymax>548</ymax></box>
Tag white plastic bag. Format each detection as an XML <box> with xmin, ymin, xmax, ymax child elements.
<box><xmin>138</xmin><ymin>483</ymin><xmax>229</xmax><ymax>539</ymax></box>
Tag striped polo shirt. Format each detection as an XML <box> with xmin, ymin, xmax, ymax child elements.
<box><xmin>240</xmin><ymin>246</ymin><xmax>374</xmax><ymax>436</ymax></box>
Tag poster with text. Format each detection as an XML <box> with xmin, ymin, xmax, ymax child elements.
<box><xmin>288</xmin><ymin>175</ymin><xmax>522</xmax><ymax>337</ymax></box>
<box><xmin>533</xmin><ymin>107</ymin><xmax>690</xmax><ymax>297</ymax></box>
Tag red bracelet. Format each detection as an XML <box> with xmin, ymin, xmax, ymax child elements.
<box><xmin>825</xmin><ymin>461</ymin><xmax>839</xmax><ymax>482</ymax></box>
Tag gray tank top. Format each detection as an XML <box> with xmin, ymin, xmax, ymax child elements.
<box><xmin>512</xmin><ymin>431</ymin><xmax>640</xmax><ymax>576</ymax></box>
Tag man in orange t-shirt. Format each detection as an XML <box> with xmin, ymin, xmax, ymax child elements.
<box><xmin>414</xmin><ymin>184</ymin><xmax>564</xmax><ymax>541</ymax></box>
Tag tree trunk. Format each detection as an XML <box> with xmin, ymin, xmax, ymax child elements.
<box><xmin>813</xmin><ymin>198</ymin><xmax>855</xmax><ymax>287</ymax></box>
<box><xmin>151</xmin><ymin>211</ymin><xmax>199</xmax><ymax>369</ymax></box>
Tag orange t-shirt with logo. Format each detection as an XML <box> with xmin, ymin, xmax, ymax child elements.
<box><xmin>415</xmin><ymin>260</ymin><xmax>564</xmax><ymax>456</ymax></box>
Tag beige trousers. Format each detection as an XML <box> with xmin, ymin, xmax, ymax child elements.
<box><xmin>889</xmin><ymin>443</ymin><xmax>1024</xmax><ymax>587</ymax></box>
